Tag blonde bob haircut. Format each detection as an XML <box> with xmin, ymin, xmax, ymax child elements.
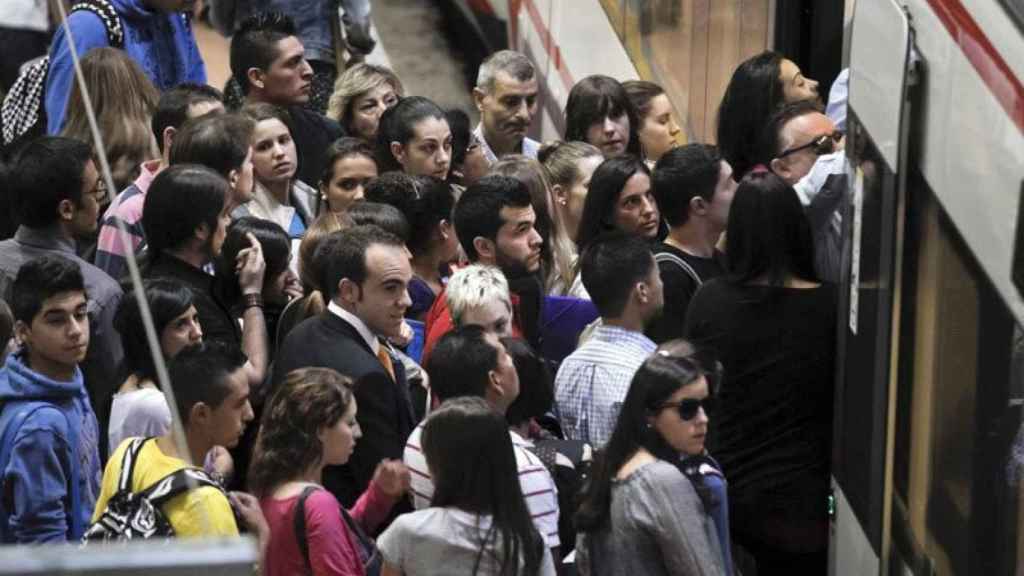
<box><xmin>445</xmin><ymin>264</ymin><xmax>512</xmax><ymax>327</ymax></box>
<box><xmin>326</xmin><ymin>63</ymin><xmax>405</xmax><ymax>128</ymax></box>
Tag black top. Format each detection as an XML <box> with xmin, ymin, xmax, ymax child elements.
<box><xmin>141</xmin><ymin>255</ymin><xmax>240</xmax><ymax>346</ymax></box>
<box><xmin>274</xmin><ymin>312</ymin><xmax>416</xmax><ymax>509</ymax></box>
<box><xmin>288</xmin><ymin>105</ymin><xmax>344</xmax><ymax>188</ymax></box>
<box><xmin>645</xmin><ymin>243</ymin><xmax>725</xmax><ymax>344</ymax></box>
<box><xmin>683</xmin><ymin>279</ymin><xmax>837</xmax><ymax>502</ymax></box>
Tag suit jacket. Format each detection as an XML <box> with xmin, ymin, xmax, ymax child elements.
<box><xmin>273</xmin><ymin>312</ymin><xmax>417</xmax><ymax>508</ymax></box>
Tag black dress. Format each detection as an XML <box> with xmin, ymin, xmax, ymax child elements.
<box><xmin>684</xmin><ymin>279</ymin><xmax>837</xmax><ymax>572</ymax></box>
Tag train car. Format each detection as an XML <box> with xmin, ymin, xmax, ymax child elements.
<box><xmin>454</xmin><ymin>1</ymin><xmax>1024</xmax><ymax>574</ymax></box>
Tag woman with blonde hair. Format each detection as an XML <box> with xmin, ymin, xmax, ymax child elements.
<box><xmin>327</xmin><ymin>63</ymin><xmax>405</xmax><ymax>144</ymax></box>
<box><xmin>539</xmin><ymin>140</ymin><xmax>603</xmax><ymax>244</ymax></box>
<box><xmin>61</xmin><ymin>47</ymin><xmax>160</xmax><ymax>192</ymax></box>
<box><xmin>491</xmin><ymin>155</ymin><xmax>584</xmax><ymax>297</ymax></box>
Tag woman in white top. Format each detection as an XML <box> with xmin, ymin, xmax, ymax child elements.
<box><xmin>378</xmin><ymin>396</ymin><xmax>556</xmax><ymax>576</ymax></box>
<box><xmin>109</xmin><ymin>278</ymin><xmax>202</xmax><ymax>453</ymax></box>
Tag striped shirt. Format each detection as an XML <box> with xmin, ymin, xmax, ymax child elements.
<box><xmin>554</xmin><ymin>324</ymin><xmax>657</xmax><ymax>448</ymax></box>
<box><xmin>404</xmin><ymin>424</ymin><xmax>561</xmax><ymax>548</ymax></box>
<box><xmin>95</xmin><ymin>160</ymin><xmax>162</xmax><ymax>281</ymax></box>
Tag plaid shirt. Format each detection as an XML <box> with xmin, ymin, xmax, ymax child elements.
<box><xmin>554</xmin><ymin>325</ymin><xmax>656</xmax><ymax>448</ymax></box>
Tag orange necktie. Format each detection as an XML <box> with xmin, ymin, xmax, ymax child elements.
<box><xmin>377</xmin><ymin>344</ymin><xmax>396</xmax><ymax>382</ymax></box>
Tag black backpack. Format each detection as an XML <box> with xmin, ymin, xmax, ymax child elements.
<box><xmin>82</xmin><ymin>437</ymin><xmax>222</xmax><ymax>542</ymax></box>
<box><xmin>0</xmin><ymin>0</ymin><xmax>124</xmax><ymax>147</ymax></box>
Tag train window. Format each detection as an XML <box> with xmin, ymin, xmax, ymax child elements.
<box><xmin>597</xmin><ymin>0</ymin><xmax>771</xmax><ymax>143</ymax></box>
<box><xmin>889</xmin><ymin>176</ymin><xmax>1023</xmax><ymax>575</ymax></box>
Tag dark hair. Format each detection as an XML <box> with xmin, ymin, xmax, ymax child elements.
<box><xmin>575</xmin><ymin>155</ymin><xmax>651</xmax><ymax>251</ymax></box>
<box><xmin>169</xmin><ymin>113</ymin><xmax>254</xmax><ymax>178</ymax></box>
<box><xmin>169</xmin><ymin>341</ymin><xmax>247</xmax><ymax>426</ymax></box>
<box><xmin>407</xmin><ymin>177</ymin><xmax>455</xmax><ymax>257</ymax></box>
<box><xmin>580</xmin><ymin>232</ymin><xmax>655</xmax><ymax>318</ymax></box>
<box><xmin>214</xmin><ymin>217</ymin><xmax>291</xmax><ymax>305</ymax></box>
<box><xmin>375</xmin><ymin>96</ymin><xmax>447</xmax><ymax>172</ymax></box>
<box><xmin>622</xmin><ymin>80</ymin><xmax>665</xmax><ymax>121</ymax></box>
<box><xmin>760</xmin><ymin>99</ymin><xmax>824</xmax><ymax>160</ymax></box>
<box><xmin>240</xmin><ymin>101</ymin><xmax>294</xmax><ymax>135</ymax></box>
<box><xmin>347</xmin><ymin>201</ymin><xmax>410</xmax><ymax>241</ymax></box>
<box><xmin>715</xmin><ymin>51</ymin><xmax>786</xmax><ymax>179</ymax></box>
<box><xmin>316</xmin><ymin>225</ymin><xmax>405</xmax><ymax>300</ymax></box>
<box><xmin>564</xmin><ymin>75</ymin><xmax>641</xmax><ymax>156</ymax></box>
<box><xmin>248</xmin><ymin>367</ymin><xmax>354</xmax><ymax>496</ymax></box>
<box><xmin>445</xmin><ymin>108</ymin><xmax>472</xmax><ymax>167</ymax></box>
<box><xmin>10</xmin><ymin>255</ymin><xmax>86</xmax><ymax>324</ymax></box>
<box><xmin>320</xmin><ymin>137</ymin><xmax>377</xmax><ymax>185</ymax></box>
<box><xmin>576</xmin><ymin>353</ymin><xmax>703</xmax><ymax>532</ymax></box>
<box><xmin>453</xmin><ymin>175</ymin><xmax>533</xmax><ymax>262</ymax></box>
<box><xmin>142</xmin><ymin>164</ymin><xmax>229</xmax><ymax>259</ymax></box>
<box><xmin>230</xmin><ymin>11</ymin><xmax>297</xmax><ymax>96</ymax></box>
<box><xmin>422</xmin><ymin>396</ymin><xmax>546</xmax><ymax>576</ymax></box>
<box><xmin>115</xmin><ymin>279</ymin><xmax>195</xmax><ymax>382</ymax></box>
<box><xmin>10</xmin><ymin>137</ymin><xmax>92</xmax><ymax>228</ymax></box>
<box><xmin>0</xmin><ymin>299</ymin><xmax>13</xmax><ymax>360</ymax></box>
<box><xmin>425</xmin><ymin>325</ymin><xmax>498</xmax><ymax>402</ymax></box>
<box><xmin>725</xmin><ymin>171</ymin><xmax>817</xmax><ymax>285</ymax></box>
<box><xmin>152</xmin><ymin>83</ymin><xmax>223</xmax><ymax>154</ymax></box>
<box><xmin>652</xmin><ymin>144</ymin><xmax>724</xmax><ymax>227</ymax></box>
<box><xmin>502</xmin><ymin>337</ymin><xmax>553</xmax><ymax>427</ymax></box>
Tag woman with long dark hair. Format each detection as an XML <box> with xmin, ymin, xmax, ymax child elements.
<box><xmin>375</xmin><ymin>96</ymin><xmax>453</xmax><ymax>180</ymax></box>
<box><xmin>109</xmin><ymin>278</ymin><xmax>201</xmax><ymax>452</ymax></box>
<box><xmin>715</xmin><ymin>51</ymin><xmax>821</xmax><ymax>179</ymax></box>
<box><xmin>378</xmin><ymin>396</ymin><xmax>555</xmax><ymax>575</ymax></box>
<box><xmin>251</xmin><ymin>367</ymin><xmax>409</xmax><ymax>575</ymax></box>
<box><xmin>403</xmin><ymin>177</ymin><xmax>458</xmax><ymax>320</ymax></box>
<box><xmin>574</xmin><ymin>352</ymin><xmax>726</xmax><ymax>575</ymax></box>
<box><xmin>684</xmin><ymin>172</ymin><xmax>836</xmax><ymax>574</ymax></box>
<box><xmin>575</xmin><ymin>155</ymin><xmax>660</xmax><ymax>253</ymax></box>
<box><xmin>564</xmin><ymin>75</ymin><xmax>641</xmax><ymax>159</ymax></box>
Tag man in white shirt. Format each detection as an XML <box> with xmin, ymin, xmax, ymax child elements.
<box><xmin>472</xmin><ymin>50</ymin><xmax>541</xmax><ymax>163</ymax></box>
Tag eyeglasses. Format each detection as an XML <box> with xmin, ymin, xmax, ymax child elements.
<box><xmin>660</xmin><ymin>397</ymin><xmax>716</xmax><ymax>421</ymax></box>
<box><xmin>777</xmin><ymin>130</ymin><xmax>844</xmax><ymax>159</ymax></box>
<box><xmin>87</xmin><ymin>176</ymin><xmax>109</xmax><ymax>204</ymax></box>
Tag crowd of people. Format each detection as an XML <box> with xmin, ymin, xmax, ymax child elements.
<box><xmin>0</xmin><ymin>3</ymin><xmax>850</xmax><ymax>575</ymax></box>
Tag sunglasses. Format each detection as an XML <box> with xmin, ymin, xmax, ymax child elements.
<box><xmin>777</xmin><ymin>130</ymin><xmax>844</xmax><ymax>159</ymax></box>
<box><xmin>660</xmin><ymin>396</ymin><xmax>716</xmax><ymax>421</ymax></box>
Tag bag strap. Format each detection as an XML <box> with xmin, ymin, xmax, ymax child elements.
<box><xmin>70</xmin><ymin>0</ymin><xmax>124</xmax><ymax>48</ymax></box>
<box><xmin>655</xmin><ymin>251</ymin><xmax>703</xmax><ymax>287</ymax></box>
<box><xmin>294</xmin><ymin>485</ymin><xmax>318</xmax><ymax>575</ymax></box>
<box><xmin>115</xmin><ymin>438</ymin><xmax>148</xmax><ymax>493</ymax></box>
<box><xmin>142</xmin><ymin>465</ymin><xmax>221</xmax><ymax>508</ymax></box>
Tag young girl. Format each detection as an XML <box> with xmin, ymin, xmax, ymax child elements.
<box><xmin>378</xmin><ymin>397</ymin><xmax>556</xmax><ymax>576</ymax></box>
<box><xmin>563</xmin><ymin>75</ymin><xmax>641</xmax><ymax>159</ymax></box>
<box><xmin>319</xmin><ymin>137</ymin><xmax>379</xmax><ymax>215</ymax></box>
<box><xmin>251</xmin><ymin>367</ymin><xmax>410</xmax><ymax>575</ymax></box>
<box><xmin>622</xmin><ymin>80</ymin><xmax>682</xmax><ymax>165</ymax></box>
<box><xmin>574</xmin><ymin>352</ymin><xmax>727</xmax><ymax>576</ymax></box>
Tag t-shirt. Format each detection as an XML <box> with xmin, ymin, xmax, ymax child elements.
<box><xmin>261</xmin><ymin>483</ymin><xmax>394</xmax><ymax>576</ymax></box>
<box><xmin>107</xmin><ymin>385</ymin><xmax>171</xmax><ymax>455</ymax></box>
<box><xmin>377</xmin><ymin>507</ymin><xmax>557</xmax><ymax>576</ymax></box>
<box><xmin>683</xmin><ymin>280</ymin><xmax>837</xmax><ymax>501</ymax></box>
<box><xmin>645</xmin><ymin>243</ymin><xmax>724</xmax><ymax>344</ymax></box>
<box><xmin>404</xmin><ymin>425</ymin><xmax>561</xmax><ymax>548</ymax></box>
<box><xmin>93</xmin><ymin>438</ymin><xmax>238</xmax><ymax>537</ymax></box>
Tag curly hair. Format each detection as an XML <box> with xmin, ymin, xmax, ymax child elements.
<box><xmin>248</xmin><ymin>367</ymin><xmax>354</xmax><ymax>496</ymax></box>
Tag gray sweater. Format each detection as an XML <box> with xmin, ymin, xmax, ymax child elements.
<box><xmin>576</xmin><ymin>460</ymin><xmax>726</xmax><ymax>576</ymax></box>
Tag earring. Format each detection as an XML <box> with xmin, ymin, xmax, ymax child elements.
<box><xmin>559</xmin><ymin>199</ymin><xmax>567</xmax><ymax>206</ymax></box>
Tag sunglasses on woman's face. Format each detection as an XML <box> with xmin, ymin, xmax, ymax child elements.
<box><xmin>777</xmin><ymin>130</ymin><xmax>844</xmax><ymax>159</ymax></box>
<box><xmin>660</xmin><ymin>396</ymin><xmax>716</xmax><ymax>421</ymax></box>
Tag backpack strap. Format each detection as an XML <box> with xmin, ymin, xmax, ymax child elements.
<box><xmin>115</xmin><ymin>438</ymin><xmax>149</xmax><ymax>493</ymax></box>
<box><xmin>294</xmin><ymin>485</ymin><xmax>318</xmax><ymax>575</ymax></box>
<box><xmin>140</xmin><ymin>463</ymin><xmax>222</xmax><ymax>509</ymax></box>
<box><xmin>70</xmin><ymin>0</ymin><xmax>124</xmax><ymax>48</ymax></box>
<box><xmin>655</xmin><ymin>251</ymin><xmax>703</xmax><ymax>287</ymax></box>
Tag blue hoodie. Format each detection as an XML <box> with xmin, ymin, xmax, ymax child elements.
<box><xmin>0</xmin><ymin>350</ymin><xmax>101</xmax><ymax>543</ymax></box>
<box><xmin>45</xmin><ymin>0</ymin><xmax>207</xmax><ymax>134</ymax></box>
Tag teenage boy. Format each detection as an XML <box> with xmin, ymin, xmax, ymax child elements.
<box><xmin>0</xmin><ymin>255</ymin><xmax>102</xmax><ymax>543</ymax></box>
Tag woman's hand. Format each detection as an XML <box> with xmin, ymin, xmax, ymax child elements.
<box><xmin>237</xmin><ymin>232</ymin><xmax>267</xmax><ymax>295</ymax></box>
<box><xmin>388</xmin><ymin>321</ymin><xmax>414</xmax><ymax>347</ymax></box>
<box><xmin>372</xmin><ymin>459</ymin><xmax>411</xmax><ymax>499</ymax></box>
<box><xmin>229</xmin><ymin>491</ymin><xmax>270</xmax><ymax>556</ymax></box>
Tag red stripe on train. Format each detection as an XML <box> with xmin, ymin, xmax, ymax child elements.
<box><xmin>517</xmin><ymin>0</ymin><xmax>575</xmax><ymax>90</ymax></box>
<box><xmin>927</xmin><ymin>0</ymin><xmax>1024</xmax><ymax>134</ymax></box>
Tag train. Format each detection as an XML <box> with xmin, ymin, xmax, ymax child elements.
<box><xmin>446</xmin><ymin>0</ymin><xmax>1024</xmax><ymax>574</ymax></box>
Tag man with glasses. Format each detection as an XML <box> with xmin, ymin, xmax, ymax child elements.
<box><xmin>764</xmin><ymin>100</ymin><xmax>848</xmax><ymax>281</ymax></box>
<box><xmin>0</xmin><ymin>136</ymin><xmax>123</xmax><ymax>459</ymax></box>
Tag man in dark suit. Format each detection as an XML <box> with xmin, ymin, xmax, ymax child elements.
<box><xmin>273</xmin><ymin>225</ymin><xmax>416</xmax><ymax>507</ymax></box>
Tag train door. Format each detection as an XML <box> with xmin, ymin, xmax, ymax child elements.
<box><xmin>830</xmin><ymin>0</ymin><xmax>915</xmax><ymax>573</ymax></box>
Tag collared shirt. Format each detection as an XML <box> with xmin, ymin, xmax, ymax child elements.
<box><xmin>327</xmin><ymin>300</ymin><xmax>380</xmax><ymax>355</ymax></box>
<box><xmin>95</xmin><ymin>159</ymin><xmax>162</xmax><ymax>281</ymax></box>
<box><xmin>472</xmin><ymin>124</ymin><xmax>540</xmax><ymax>164</ymax></box>
<box><xmin>554</xmin><ymin>324</ymin><xmax>656</xmax><ymax>448</ymax></box>
<box><xmin>404</xmin><ymin>424</ymin><xmax>561</xmax><ymax>548</ymax></box>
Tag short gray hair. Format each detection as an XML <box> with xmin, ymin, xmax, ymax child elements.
<box><xmin>446</xmin><ymin>264</ymin><xmax>512</xmax><ymax>326</ymax></box>
<box><xmin>476</xmin><ymin>50</ymin><xmax>536</xmax><ymax>93</ymax></box>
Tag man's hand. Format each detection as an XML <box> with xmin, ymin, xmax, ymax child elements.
<box><xmin>372</xmin><ymin>459</ymin><xmax>411</xmax><ymax>499</ymax></box>
<box><xmin>236</xmin><ymin>232</ymin><xmax>266</xmax><ymax>296</ymax></box>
